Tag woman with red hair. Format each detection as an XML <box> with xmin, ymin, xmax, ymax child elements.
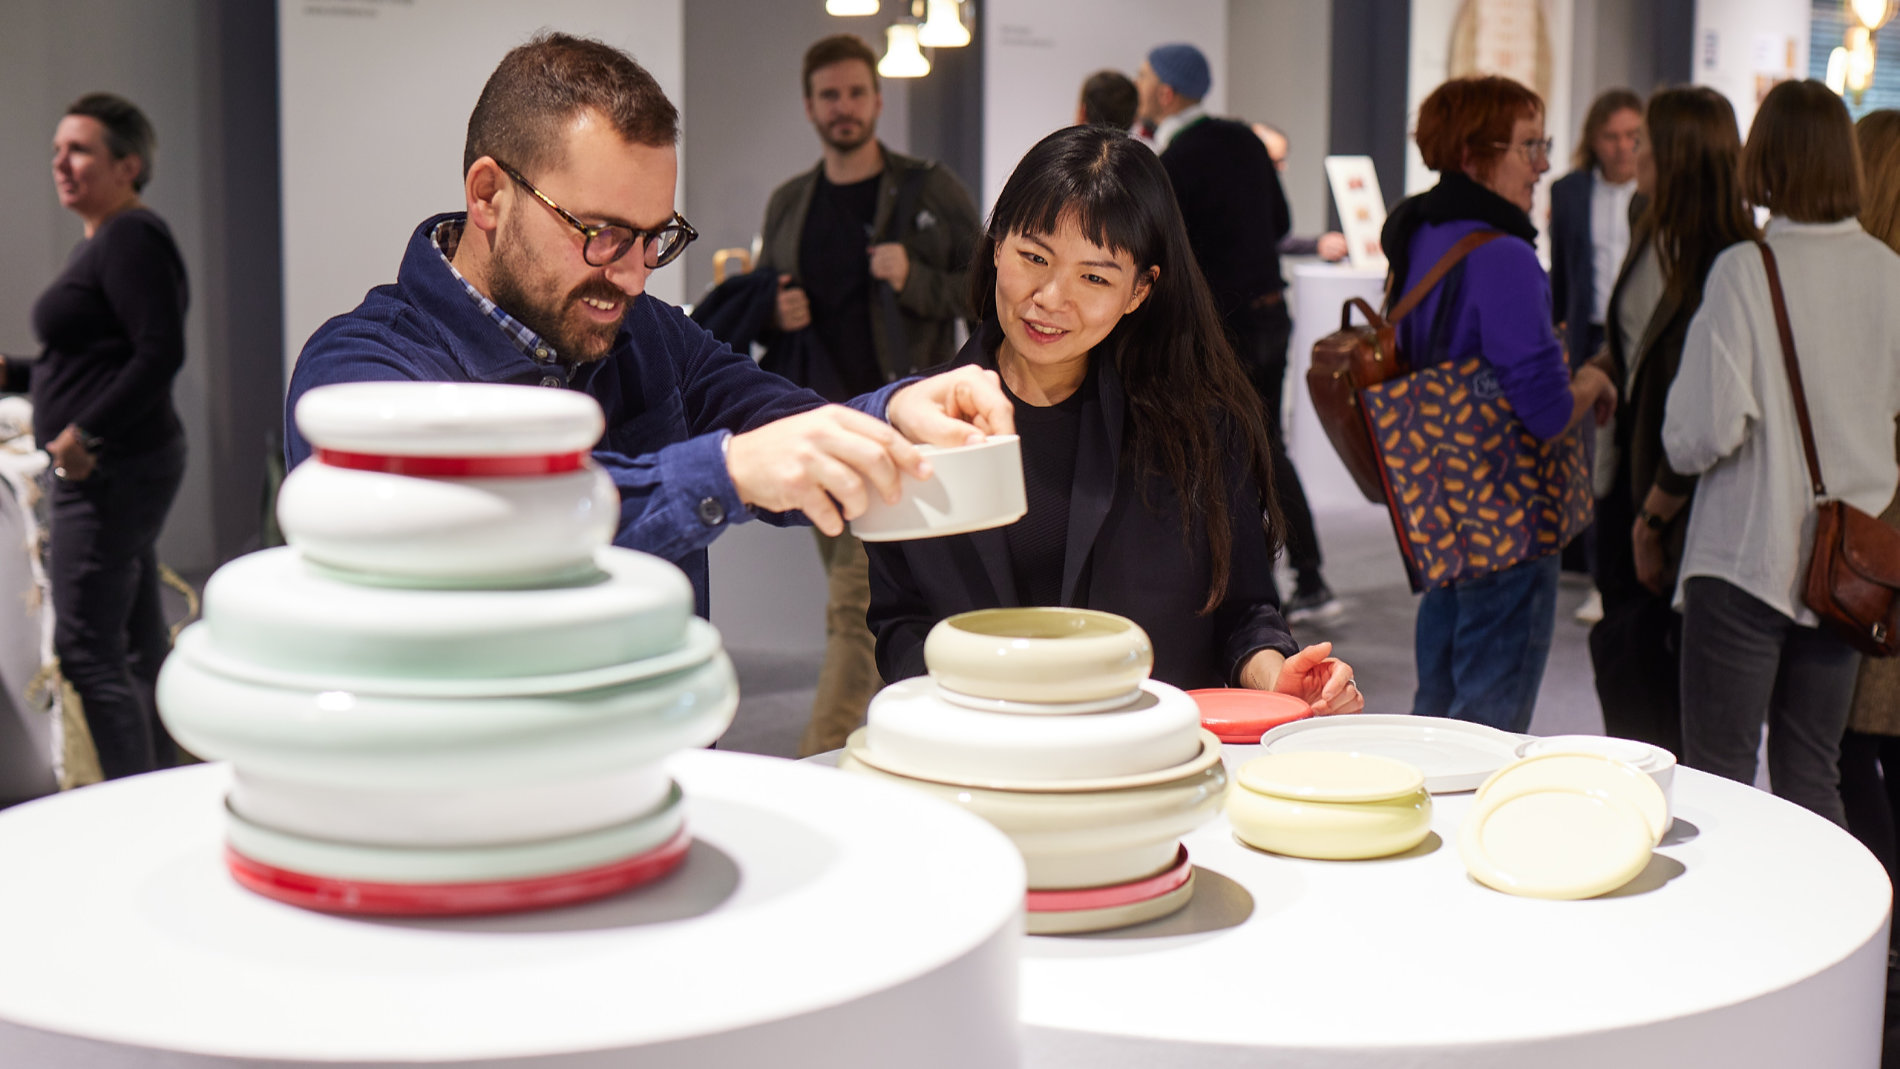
<box><xmin>1379</xmin><ymin>76</ymin><xmax>1618</xmax><ymax>732</ymax></box>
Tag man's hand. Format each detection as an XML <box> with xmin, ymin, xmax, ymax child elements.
<box><xmin>46</xmin><ymin>424</ymin><xmax>98</xmax><ymax>481</ymax></box>
<box><xmin>727</xmin><ymin>405</ymin><xmax>926</xmax><ymax>536</ymax></box>
<box><xmin>1241</xmin><ymin>641</ymin><xmax>1363</xmax><ymax>715</ymax></box>
<box><xmin>774</xmin><ymin>274</ymin><xmax>811</xmax><ymax>332</ymax></box>
<box><xmin>887</xmin><ymin>365</ymin><xmax>1015</xmax><ymax>448</ymax></box>
<box><xmin>1317</xmin><ymin>232</ymin><xmax>1349</xmax><ymax>262</ymax></box>
<box><xmin>868</xmin><ymin>243</ymin><xmax>911</xmax><ymax>292</ymax></box>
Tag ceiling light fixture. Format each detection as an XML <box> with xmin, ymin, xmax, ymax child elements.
<box><xmin>878</xmin><ymin>23</ymin><xmax>931</xmax><ymax>78</ymax></box>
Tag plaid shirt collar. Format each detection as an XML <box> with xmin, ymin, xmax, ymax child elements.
<box><xmin>429</xmin><ymin>218</ymin><xmax>564</xmax><ymax>366</ymax></box>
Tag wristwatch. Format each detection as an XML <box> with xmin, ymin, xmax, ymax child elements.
<box><xmin>1636</xmin><ymin>508</ymin><xmax>1667</xmax><ymax>531</ymax></box>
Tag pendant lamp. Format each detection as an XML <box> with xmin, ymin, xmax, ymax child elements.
<box><xmin>826</xmin><ymin>0</ymin><xmax>879</xmax><ymax>16</ymax></box>
<box><xmin>879</xmin><ymin>23</ymin><xmax>931</xmax><ymax>78</ymax></box>
<box><xmin>918</xmin><ymin>0</ymin><xmax>971</xmax><ymax>47</ymax></box>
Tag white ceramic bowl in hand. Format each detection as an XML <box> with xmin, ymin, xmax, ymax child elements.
<box><xmin>850</xmin><ymin>434</ymin><xmax>1026</xmax><ymax>542</ymax></box>
<box><xmin>277</xmin><ymin>460</ymin><xmax>618</xmax><ymax>585</ymax></box>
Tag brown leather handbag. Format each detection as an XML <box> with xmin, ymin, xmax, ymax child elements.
<box><xmin>1758</xmin><ymin>240</ymin><xmax>1900</xmax><ymax>657</ymax></box>
<box><xmin>1307</xmin><ymin>230</ymin><xmax>1503</xmax><ymax>503</ymax></box>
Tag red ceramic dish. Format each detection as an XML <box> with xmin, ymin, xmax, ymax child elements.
<box><xmin>1188</xmin><ymin>688</ymin><xmax>1314</xmax><ymax>743</ymax></box>
<box><xmin>314</xmin><ymin>448</ymin><xmax>587</xmax><ymax>477</ymax></box>
<box><xmin>1025</xmin><ymin>845</ymin><xmax>1192</xmax><ymax>913</ymax></box>
<box><xmin>225</xmin><ymin>828</ymin><xmax>692</xmax><ymax>916</ymax></box>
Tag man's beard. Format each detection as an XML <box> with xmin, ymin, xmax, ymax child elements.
<box><xmin>818</xmin><ymin>117</ymin><xmax>876</xmax><ymax>153</ymax></box>
<box><xmin>488</xmin><ymin>229</ymin><xmax>628</xmax><ymax>363</ymax></box>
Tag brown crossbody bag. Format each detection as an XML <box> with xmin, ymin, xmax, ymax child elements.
<box><xmin>1757</xmin><ymin>240</ymin><xmax>1900</xmax><ymax>656</ymax></box>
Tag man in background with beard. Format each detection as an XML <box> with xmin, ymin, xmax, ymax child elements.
<box><xmin>756</xmin><ymin>33</ymin><xmax>980</xmax><ymax>756</ymax></box>
<box><xmin>287</xmin><ymin>32</ymin><xmax>1008</xmax><ymax>620</ymax></box>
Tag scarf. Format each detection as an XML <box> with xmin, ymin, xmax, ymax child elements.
<box><xmin>1380</xmin><ymin>171</ymin><xmax>1538</xmax><ymax>311</ymax></box>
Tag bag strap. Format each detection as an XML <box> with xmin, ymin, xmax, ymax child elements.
<box><xmin>1755</xmin><ymin>240</ymin><xmax>1829</xmax><ymax>500</ymax></box>
<box><xmin>1388</xmin><ymin>230</ymin><xmax>1505</xmax><ymax>325</ymax></box>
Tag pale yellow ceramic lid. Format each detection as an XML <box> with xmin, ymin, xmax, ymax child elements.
<box><xmin>1460</xmin><ymin>788</ymin><xmax>1653</xmax><ymax>899</ymax></box>
<box><xmin>1237</xmin><ymin>751</ymin><xmax>1426</xmax><ymax>803</ymax></box>
<box><xmin>1475</xmin><ymin>752</ymin><xmax>1669</xmax><ymax>846</ymax></box>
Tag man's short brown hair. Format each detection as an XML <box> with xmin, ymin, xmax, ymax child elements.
<box><xmin>802</xmin><ymin>34</ymin><xmax>879</xmax><ymax>98</ymax></box>
<box><xmin>463</xmin><ymin>32</ymin><xmax>679</xmax><ymax>177</ymax></box>
<box><xmin>1414</xmin><ymin>75</ymin><xmax>1544</xmax><ymax>180</ymax></box>
<box><xmin>1743</xmin><ymin>79</ymin><xmax>1863</xmax><ymax>224</ymax></box>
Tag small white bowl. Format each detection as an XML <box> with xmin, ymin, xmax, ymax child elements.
<box><xmin>863</xmin><ymin>677</ymin><xmax>1203</xmax><ymax>784</ymax></box>
<box><xmin>277</xmin><ymin>460</ymin><xmax>618</xmax><ymax>585</ymax></box>
<box><xmin>294</xmin><ymin>381</ymin><xmax>605</xmax><ymax>457</ymax></box>
<box><xmin>924</xmin><ymin>607</ymin><xmax>1154</xmax><ymax>705</ymax></box>
<box><xmin>1515</xmin><ymin>735</ymin><xmax>1676</xmax><ymax>824</ymax></box>
<box><xmin>850</xmin><ymin>434</ymin><xmax>1026</xmax><ymax>541</ymax></box>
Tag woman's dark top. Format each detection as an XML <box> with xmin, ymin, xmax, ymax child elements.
<box><xmin>1003</xmin><ymin>365</ymin><xmax>1089</xmax><ymax>607</ymax></box>
<box><xmin>6</xmin><ymin>209</ymin><xmax>188</xmax><ymax>454</ymax></box>
<box><xmin>865</xmin><ymin>327</ymin><xmax>1299</xmax><ymax>690</ymax></box>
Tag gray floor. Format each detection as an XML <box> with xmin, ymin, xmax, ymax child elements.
<box><xmin>716</xmin><ymin>502</ymin><xmax>1610</xmax><ymax>757</ymax></box>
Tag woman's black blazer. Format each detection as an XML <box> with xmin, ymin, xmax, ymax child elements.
<box><xmin>864</xmin><ymin>337</ymin><xmax>1298</xmax><ymax>690</ymax></box>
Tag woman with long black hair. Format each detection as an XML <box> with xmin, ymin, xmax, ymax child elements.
<box><xmin>865</xmin><ymin>124</ymin><xmax>1360</xmax><ymax>711</ymax></box>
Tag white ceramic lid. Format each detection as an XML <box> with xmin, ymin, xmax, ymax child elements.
<box><xmin>193</xmin><ymin>545</ymin><xmax>692</xmax><ymax>682</ymax></box>
<box><xmin>294</xmin><ymin>381</ymin><xmax>605</xmax><ymax>456</ymax></box>
<box><xmin>1516</xmin><ymin>734</ymin><xmax>1677</xmax><ymax>772</ymax></box>
<box><xmin>1475</xmin><ymin>752</ymin><xmax>1669</xmax><ymax>846</ymax></box>
<box><xmin>1460</xmin><ymin>788</ymin><xmax>1653</xmax><ymax>899</ymax></box>
<box><xmin>863</xmin><ymin>676</ymin><xmax>1202</xmax><ymax>783</ymax></box>
<box><xmin>1235</xmin><ymin>751</ymin><xmax>1426</xmax><ymax>803</ymax></box>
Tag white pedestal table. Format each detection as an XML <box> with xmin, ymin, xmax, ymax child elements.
<box><xmin>0</xmin><ymin>750</ymin><xmax>1026</xmax><ymax>1067</ymax></box>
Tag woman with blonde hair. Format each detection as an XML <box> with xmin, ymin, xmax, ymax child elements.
<box><xmin>1664</xmin><ymin>84</ymin><xmax>1900</xmax><ymax>824</ymax></box>
<box><xmin>1836</xmin><ymin>109</ymin><xmax>1900</xmax><ymax>871</ymax></box>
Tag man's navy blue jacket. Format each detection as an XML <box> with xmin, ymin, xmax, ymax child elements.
<box><xmin>286</xmin><ymin>213</ymin><xmax>899</xmax><ymax>613</ymax></box>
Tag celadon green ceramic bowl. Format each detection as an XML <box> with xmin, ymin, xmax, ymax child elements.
<box><xmin>1227</xmin><ymin>751</ymin><xmax>1433</xmax><ymax>860</ymax></box>
<box><xmin>923</xmin><ymin>607</ymin><xmax>1154</xmax><ymax>705</ymax></box>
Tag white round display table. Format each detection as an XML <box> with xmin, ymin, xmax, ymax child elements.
<box><xmin>1018</xmin><ymin>744</ymin><xmax>1892</xmax><ymax>1068</ymax></box>
<box><xmin>0</xmin><ymin>751</ymin><xmax>1025</xmax><ymax>1068</ymax></box>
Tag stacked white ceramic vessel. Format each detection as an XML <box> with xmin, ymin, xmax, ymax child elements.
<box><xmin>840</xmin><ymin>608</ymin><xmax>1226</xmax><ymax>934</ymax></box>
<box><xmin>157</xmin><ymin>383</ymin><xmax>737</xmax><ymax>915</ymax></box>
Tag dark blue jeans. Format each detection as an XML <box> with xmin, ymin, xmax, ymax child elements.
<box><xmin>1412</xmin><ymin>554</ymin><xmax>1561</xmax><ymax>733</ymax></box>
<box><xmin>47</xmin><ymin>436</ymin><xmax>186</xmax><ymax>780</ymax></box>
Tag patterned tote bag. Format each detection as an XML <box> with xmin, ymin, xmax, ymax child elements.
<box><xmin>1359</xmin><ymin>356</ymin><xmax>1592</xmax><ymax>593</ymax></box>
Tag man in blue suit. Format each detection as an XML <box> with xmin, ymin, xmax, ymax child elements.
<box><xmin>1549</xmin><ymin>89</ymin><xmax>1643</xmax><ymax>370</ymax></box>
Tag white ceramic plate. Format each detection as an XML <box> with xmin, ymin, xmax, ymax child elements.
<box><xmin>1475</xmin><ymin>752</ymin><xmax>1670</xmax><ymax>846</ymax></box>
<box><xmin>1460</xmin><ymin>787</ymin><xmax>1653</xmax><ymax>900</ymax></box>
<box><xmin>1256</xmin><ymin>714</ymin><xmax>1522</xmax><ymax>793</ymax></box>
<box><xmin>844</xmin><ymin>727</ymin><xmax>1225</xmax><ymax>794</ymax></box>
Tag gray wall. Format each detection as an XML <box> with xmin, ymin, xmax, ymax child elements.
<box><xmin>1227</xmin><ymin>0</ymin><xmax>1335</xmax><ymax>241</ymax></box>
<box><xmin>0</xmin><ymin>0</ymin><xmax>281</xmax><ymax>576</ymax></box>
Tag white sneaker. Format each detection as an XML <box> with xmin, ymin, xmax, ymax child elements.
<box><xmin>1574</xmin><ymin>589</ymin><xmax>1604</xmax><ymax>624</ymax></box>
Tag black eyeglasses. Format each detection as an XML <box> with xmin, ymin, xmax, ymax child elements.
<box><xmin>495</xmin><ymin>160</ymin><xmax>697</xmax><ymax>269</ymax></box>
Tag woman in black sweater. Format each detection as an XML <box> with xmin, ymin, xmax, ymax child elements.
<box><xmin>866</xmin><ymin>125</ymin><xmax>1361</xmax><ymax>712</ymax></box>
<box><xmin>1</xmin><ymin>94</ymin><xmax>188</xmax><ymax>779</ymax></box>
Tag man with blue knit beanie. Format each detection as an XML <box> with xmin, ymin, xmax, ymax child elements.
<box><xmin>1137</xmin><ymin>42</ymin><xmax>1338</xmax><ymax>621</ymax></box>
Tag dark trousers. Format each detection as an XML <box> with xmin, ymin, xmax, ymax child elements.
<box><xmin>1679</xmin><ymin>575</ymin><xmax>1861</xmax><ymax>826</ymax></box>
<box><xmin>47</xmin><ymin>437</ymin><xmax>186</xmax><ymax>780</ymax></box>
<box><xmin>1229</xmin><ymin>299</ymin><xmax>1321</xmax><ymax>582</ymax></box>
<box><xmin>1587</xmin><ymin>479</ymin><xmax>1684</xmax><ymax>757</ymax></box>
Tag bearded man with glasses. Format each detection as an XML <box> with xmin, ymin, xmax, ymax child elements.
<box><xmin>286</xmin><ymin>33</ymin><xmax>1011</xmax><ymax>615</ymax></box>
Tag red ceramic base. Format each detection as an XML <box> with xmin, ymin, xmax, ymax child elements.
<box><xmin>1188</xmin><ymin>688</ymin><xmax>1314</xmax><ymax>744</ymax></box>
<box><xmin>1025</xmin><ymin>845</ymin><xmax>1193</xmax><ymax>914</ymax></box>
<box><xmin>226</xmin><ymin>827</ymin><xmax>692</xmax><ymax>917</ymax></box>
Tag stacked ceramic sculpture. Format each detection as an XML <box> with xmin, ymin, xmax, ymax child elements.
<box><xmin>840</xmin><ymin>608</ymin><xmax>1226</xmax><ymax>934</ymax></box>
<box><xmin>157</xmin><ymin>383</ymin><xmax>737</xmax><ymax>915</ymax></box>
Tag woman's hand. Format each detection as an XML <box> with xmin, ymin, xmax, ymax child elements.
<box><xmin>1241</xmin><ymin>641</ymin><xmax>1364</xmax><ymax>715</ymax></box>
<box><xmin>46</xmin><ymin>424</ymin><xmax>97</xmax><ymax>482</ymax></box>
<box><xmin>1632</xmin><ymin>517</ymin><xmax>1668</xmax><ymax>594</ymax></box>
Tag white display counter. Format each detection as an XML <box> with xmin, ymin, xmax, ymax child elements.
<box><xmin>1018</xmin><ymin>744</ymin><xmax>1892</xmax><ymax>1068</ymax></box>
<box><xmin>0</xmin><ymin>447</ymin><xmax>58</xmax><ymax>805</ymax></box>
<box><xmin>0</xmin><ymin>750</ymin><xmax>1026</xmax><ymax>1067</ymax></box>
<box><xmin>1286</xmin><ymin>262</ymin><xmax>1388</xmax><ymax>512</ymax></box>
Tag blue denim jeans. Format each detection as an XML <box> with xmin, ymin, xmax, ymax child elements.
<box><xmin>1412</xmin><ymin>554</ymin><xmax>1561</xmax><ymax>733</ymax></box>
